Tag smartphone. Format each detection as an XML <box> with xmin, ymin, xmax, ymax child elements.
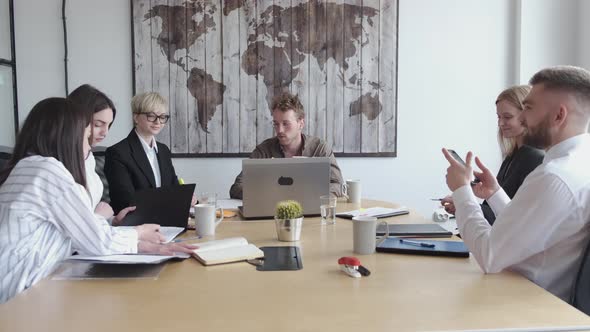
<box><xmin>447</xmin><ymin>149</ymin><xmax>481</xmax><ymax>184</ymax></box>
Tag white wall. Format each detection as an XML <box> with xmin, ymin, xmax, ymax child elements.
<box><xmin>10</xmin><ymin>0</ymin><xmax>585</xmax><ymax>217</ymax></box>
<box><xmin>579</xmin><ymin>0</ymin><xmax>590</xmax><ymax>69</ymax></box>
<box><xmin>519</xmin><ymin>0</ymin><xmax>582</xmax><ymax>80</ymax></box>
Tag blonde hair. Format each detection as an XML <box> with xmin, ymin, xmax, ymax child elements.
<box><xmin>131</xmin><ymin>92</ymin><xmax>167</xmax><ymax>115</ymax></box>
<box><xmin>495</xmin><ymin>85</ymin><xmax>531</xmax><ymax>158</ymax></box>
<box><xmin>271</xmin><ymin>92</ymin><xmax>305</xmax><ymax>120</ymax></box>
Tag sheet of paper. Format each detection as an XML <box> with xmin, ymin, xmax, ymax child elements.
<box><xmin>339</xmin><ymin>207</ymin><xmax>409</xmax><ymax>217</ymax></box>
<box><xmin>159</xmin><ymin>226</ymin><xmax>185</xmax><ymax>243</ymax></box>
<box><xmin>67</xmin><ymin>254</ymin><xmax>177</xmax><ymax>264</ymax></box>
<box><xmin>118</xmin><ymin>226</ymin><xmax>184</xmax><ymax>243</ymax></box>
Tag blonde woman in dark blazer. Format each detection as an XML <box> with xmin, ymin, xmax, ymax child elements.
<box><xmin>105</xmin><ymin>92</ymin><xmax>180</xmax><ymax>214</ymax></box>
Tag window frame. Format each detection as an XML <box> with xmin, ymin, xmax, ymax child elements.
<box><xmin>0</xmin><ymin>0</ymin><xmax>18</xmax><ymax>139</ymax></box>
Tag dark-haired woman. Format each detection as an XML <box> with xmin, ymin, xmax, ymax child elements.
<box><xmin>68</xmin><ymin>84</ymin><xmax>134</xmax><ymax>224</ymax></box>
<box><xmin>0</xmin><ymin>98</ymin><xmax>195</xmax><ymax>303</ymax></box>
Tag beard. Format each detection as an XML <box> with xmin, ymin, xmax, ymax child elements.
<box><xmin>523</xmin><ymin>115</ymin><xmax>552</xmax><ymax>149</ymax></box>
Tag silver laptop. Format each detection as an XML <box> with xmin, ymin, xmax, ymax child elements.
<box><xmin>240</xmin><ymin>157</ymin><xmax>331</xmax><ymax>219</ymax></box>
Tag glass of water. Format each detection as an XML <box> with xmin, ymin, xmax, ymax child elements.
<box><xmin>198</xmin><ymin>192</ymin><xmax>217</xmax><ymax>207</ymax></box>
<box><xmin>320</xmin><ymin>195</ymin><xmax>337</xmax><ymax>225</ymax></box>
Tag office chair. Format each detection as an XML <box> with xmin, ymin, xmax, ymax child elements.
<box><xmin>571</xmin><ymin>239</ymin><xmax>590</xmax><ymax>315</ymax></box>
<box><xmin>92</xmin><ymin>146</ymin><xmax>110</xmax><ymax>203</ymax></box>
<box><xmin>0</xmin><ymin>146</ymin><xmax>13</xmax><ymax>171</ymax></box>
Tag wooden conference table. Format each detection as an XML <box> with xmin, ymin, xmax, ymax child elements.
<box><xmin>1</xmin><ymin>200</ymin><xmax>590</xmax><ymax>332</ymax></box>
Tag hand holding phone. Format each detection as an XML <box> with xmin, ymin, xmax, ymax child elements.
<box><xmin>447</xmin><ymin>149</ymin><xmax>481</xmax><ymax>184</ymax></box>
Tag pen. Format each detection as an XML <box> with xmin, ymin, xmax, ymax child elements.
<box><xmin>400</xmin><ymin>239</ymin><xmax>435</xmax><ymax>248</ymax></box>
<box><xmin>430</xmin><ymin>198</ymin><xmax>444</xmax><ymax>201</ymax></box>
<box><xmin>171</xmin><ymin>236</ymin><xmax>202</xmax><ymax>243</ymax></box>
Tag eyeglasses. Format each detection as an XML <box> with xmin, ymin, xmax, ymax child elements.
<box><xmin>138</xmin><ymin>112</ymin><xmax>170</xmax><ymax>124</ymax></box>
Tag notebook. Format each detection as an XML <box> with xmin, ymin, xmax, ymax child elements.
<box><xmin>376</xmin><ymin>223</ymin><xmax>452</xmax><ymax>238</ymax></box>
<box><xmin>336</xmin><ymin>207</ymin><xmax>410</xmax><ymax>219</ymax></box>
<box><xmin>192</xmin><ymin>237</ymin><xmax>264</xmax><ymax>265</ymax></box>
<box><xmin>240</xmin><ymin>158</ymin><xmax>330</xmax><ymax>218</ymax></box>
<box><xmin>120</xmin><ymin>184</ymin><xmax>196</xmax><ymax>228</ymax></box>
<box><xmin>376</xmin><ymin>237</ymin><xmax>469</xmax><ymax>258</ymax></box>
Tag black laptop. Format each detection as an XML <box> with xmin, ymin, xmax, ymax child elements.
<box><xmin>120</xmin><ymin>184</ymin><xmax>195</xmax><ymax>228</ymax></box>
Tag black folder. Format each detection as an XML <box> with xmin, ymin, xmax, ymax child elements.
<box><xmin>376</xmin><ymin>223</ymin><xmax>452</xmax><ymax>238</ymax></box>
<box><xmin>376</xmin><ymin>237</ymin><xmax>469</xmax><ymax>258</ymax></box>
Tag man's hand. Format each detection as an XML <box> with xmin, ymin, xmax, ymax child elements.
<box><xmin>95</xmin><ymin>202</ymin><xmax>114</xmax><ymax>219</ymax></box>
<box><xmin>471</xmin><ymin>156</ymin><xmax>501</xmax><ymax>200</ymax></box>
<box><xmin>442</xmin><ymin>148</ymin><xmax>474</xmax><ymax>191</ymax></box>
<box><xmin>112</xmin><ymin>206</ymin><xmax>136</xmax><ymax>226</ymax></box>
<box><xmin>138</xmin><ymin>241</ymin><xmax>198</xmax><ymax>255</ymax></box>
<box><xmin>135</xmin><ymin>224</ymin><xmax>166</xmax><ymax>244</ymax></box>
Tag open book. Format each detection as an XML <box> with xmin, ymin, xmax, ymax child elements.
<box><xmin>192</xmin><ymin>237</ymin><xmax>264</xmax><ymax>266</ymax></box>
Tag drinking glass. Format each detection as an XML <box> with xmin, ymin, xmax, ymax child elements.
<box><xmin>320</xmin><ymin>195</ymin><xmax>337</xmax><ymax>225</ymax></box>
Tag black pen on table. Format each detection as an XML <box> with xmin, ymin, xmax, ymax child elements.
<box><xmin>399</xmin><ymin>239</ymin><xmax>435</xmax><ymax>248</ymax></box>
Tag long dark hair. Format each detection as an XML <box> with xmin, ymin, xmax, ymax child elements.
<box><xmin>68</xmin><ymin>84</ymin><xmax>117</xmax><ymax>127</ymax></box>
<box><xmin>0</xmin><ymin>98</ymin><xmax>91</xmax><ymax>186</ymax></box>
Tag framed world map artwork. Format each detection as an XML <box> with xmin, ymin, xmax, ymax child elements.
<box><xmin>131</xmin><ymin>0</ymin><xmax>398</xmax><ymax>157</ymax></box>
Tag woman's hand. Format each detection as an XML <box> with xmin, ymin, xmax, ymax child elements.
<box><xmin>112</xmin><ymin>206</ymin><xmax>136</xmax><ymax>226</ymax></box>
<box><xmin>138</xmin><ymin>241</ymin><xmax>198</xmax><ymax>255</ymax></box>
<box><xmin>440</xmin><ymin>195</ymin><xmax>456</xmax><ymax>215</ymax></box>
<box><xmin>135</xmin><ymin>224</ymin><xmax>166</xmax><ymax>244</ymax></box>
<box><xmin>95</xmin><ymin>202</ymin><xmax>114</xmax><ymax>219</ymax></box>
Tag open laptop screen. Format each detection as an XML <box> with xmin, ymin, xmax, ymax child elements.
<box><xmin>241</xmin><ymin>157</ymin><xmax>330</xmax><ymax>219</ymax></box>
<box><xmin>120</xmin><ymin>183</ymin><xmax>195</xmax><ymax>228</ymax></box>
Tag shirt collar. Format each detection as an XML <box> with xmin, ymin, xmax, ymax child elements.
<box><xmin>277</xmin><ymin>134</ymin><xmax>306</xmax><ymax>157</ymax></box>
<box><xmin>544</xmin><ymin>133</ymin><xmax>590</xmax><ymax>162</ymax></box>
<box><xmin>135</xmin><ymin>129</ymin><xmax>158</xmax><ymax>153</ymax></box>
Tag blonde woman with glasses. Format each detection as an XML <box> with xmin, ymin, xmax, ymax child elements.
<box><xmin>105</xmin><ymin>92</ymin><xmax>190</xmax><ymax>213</ymax></box>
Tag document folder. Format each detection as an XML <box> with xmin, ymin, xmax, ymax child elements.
<box><xmin>376</xmin><ymin>237</ymin><xmax>469</xmax><ymax>258</ymax></box>
<box><xmin>376</xmin><ymin>223</ymin><xmax>452</xmax><ymax>238</ymax></box>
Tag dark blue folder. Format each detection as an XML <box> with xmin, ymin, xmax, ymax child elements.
<box><xmin>376</xmin><ymin>237</ymin><xmax>470</xmax><ymax>258</ymax></box>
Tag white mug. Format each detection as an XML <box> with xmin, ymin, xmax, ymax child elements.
<box><xmin>352</xmin><ymin>216</ymin><xmax>379</xmax><ymax>254</ymax></box>
<box><xmin>345</xmin><ymin>179</ymin><xmax>361</xmax><ymax>204</ymax></box>
<box><xmin>194</xmin><ymin>204</ymin><xmax>224</xmax><ymax>236</ymax></box>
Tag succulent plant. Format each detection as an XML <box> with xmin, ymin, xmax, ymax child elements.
<box><xmin>275</xmin><ymin>200</ymin><xmax>303</xmax><ymax>219</ymax></box>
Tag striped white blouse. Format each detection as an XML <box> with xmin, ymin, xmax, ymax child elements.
<box><xmin>0</xmin><ymin>156</ymin><xmax>138</xmax><ymax>303</ymax></box>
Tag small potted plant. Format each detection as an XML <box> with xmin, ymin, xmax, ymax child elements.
<box><xmin>275</xmin><ymin>200</ymin><xmax>303</xmax><ymax>241</ymax></box>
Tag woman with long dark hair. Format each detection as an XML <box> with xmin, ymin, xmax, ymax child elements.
<box><xmin>68</xmin><ymin>84</ymin><xmax>135</xmax><ymax>224</ymax></box>
<box><xmin>0</xmin><ymin>98</ymin><xmax>195</xmax><ymax>303</ymax></box>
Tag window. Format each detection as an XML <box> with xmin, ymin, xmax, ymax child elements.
<box><xmin>0</xmin><ymin>0</ymin><xmax>17</xmax><ymax>147</ymax></box>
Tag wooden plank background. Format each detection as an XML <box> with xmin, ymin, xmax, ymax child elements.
<box><xmin>132</xmin><ymin>0</ymin><xmax>398</xmax><ymax>157</ymax></box>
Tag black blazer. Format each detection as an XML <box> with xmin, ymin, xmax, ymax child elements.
<box><xmin>104</xmin><ymin>130</ymin><xmax>178</xmax><ymax>213</ymax></box>
<box><xmin>482</xmin><ymin>145</ymin><xmax>544</xmax><ymax>225</ymax></box>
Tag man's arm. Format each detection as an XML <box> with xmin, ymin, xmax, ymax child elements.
<box><xmin>228</xmin><ymin>146</ymin><xmax>267</xmax><ymax>199</ymax></box>
<box><xmin>312</xmin><ymin>142</ymin><xmax>345</xmax><ymax>197</ymax></box>
<box><xmin>454</xmin><ymin>171</ymin><xmax>579</xmax><ymax>273</ymax></box>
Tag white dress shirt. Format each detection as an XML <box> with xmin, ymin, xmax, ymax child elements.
<box><xmin>453</xmin><ymin>133</ymin><xmax>590</xmax><ymax>301</ymax></box>
<box><xmin>84</xmin><ymin>152</ymin><xmax>103</xmax><ymax>208</ymax></box>
<box><xmin>0</xmin><ymin>156</ymin><xmax>138</xmax><ymax>303</ymax></box>
<box><xmin>135</xmin><ymin>129</ymin><xmax>161</xmax><ymax>187</ymax></box>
